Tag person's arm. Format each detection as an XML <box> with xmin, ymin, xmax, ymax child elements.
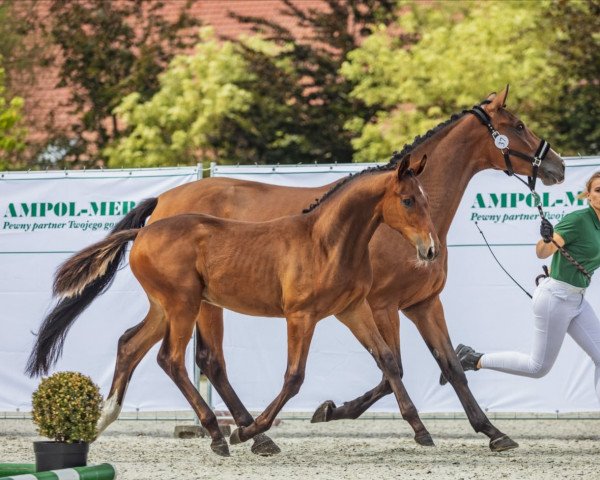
<box><xmin>536</xmin><ymin>232</ymin><xmax>565</xmax><ymax>259</ymax></box>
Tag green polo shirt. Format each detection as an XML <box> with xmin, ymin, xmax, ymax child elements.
<box><xmin>551</xmin><ymin>206</ymin><xmax>600</xmax><ymax>288</ymax></box>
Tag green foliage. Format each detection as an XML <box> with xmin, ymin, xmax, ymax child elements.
<box><xmin>229</xmin><ymin>0</ymin><xmax>401</xmax><ymax>164</ymax></box>
<box><xmin>31</xmin><ymin>371</ymin><xmax>103</xmax><ymax>444</ymax></box>
<box><xmin>109</xmin><ymin>1</ymin><xmax>402</xmax><ymax>167</ymax></box>
<box><xmin>342</xmin><ymin>0</ymin><xmax>600</xmax><ymax>159</ymax></box>
<box><xmin>546</xmin><ymin>0</ymin><xmax>600</xmax><ymax>154</ymax></box>
<box><xmin>0</xmin><ymin>0</ymin><xmax>48</xmax><ymax>87</ymax></box>
<box><xmin>0</xmin><ymin>1</ymin><xmax>35</xmax><ymax>169</ymax></box>
<box><xmin>27</xmin><ymin>0</ymin><xmax>598</xmax><ymax>168</ymax></box>
<box><xmin>0</xmin><ymin>61</ymin><xmax>25</xmax><ymax>168</ymax></box>
<box><xmin>342</xmin><ymin>0</ymin><xmax>567</xmax><ymax>162</ymax></box>
<box><xmin>105</xmin><ymin>28</ymin><xmax>255</xmax><ymax>167</ymax></box>
<box><xmin>46</xmin><ymin>0</ymin><xmax>199</xmax><ymax>166</ymax></box>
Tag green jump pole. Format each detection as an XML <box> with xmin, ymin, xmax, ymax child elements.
<box><xmin>0</xmin><ymin>465</ymin><xmax>35</xmax><ymax>477</ymax></box>
<box><xmin>0</xmin><ymin>463</ymin><xmax>116</xmax><ymax>480</ymax></box>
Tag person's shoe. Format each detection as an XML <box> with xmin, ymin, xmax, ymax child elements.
<box><xmin>439</xmin><ymin>344</ymin><xmax>483</xmax><ymax>386</ymax></box>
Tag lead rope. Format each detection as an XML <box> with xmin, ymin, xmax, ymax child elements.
<box><xmin>474</xmin><ymin>221</ymin><xmax>533</xmax><ymax>298</ymax></box>
<box><xmin>535</xmin><ymin>203</ymin><xmax>592</xmax><ymax>282</ymax></box>
<box><xmin>523</xmin><ymin>186</ymin><xmax>592</xmax><ymax>282</ymax></box>
<box><xmin>476</xmin><ymin>189</ymin><xmax>591</xmax><ymax>299</ymax></box>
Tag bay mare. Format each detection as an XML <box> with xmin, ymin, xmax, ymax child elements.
<box><xmin>28</xmin><ymin>157</ymin><xmax>440</xmax><ymax>456</ymax></box>
<box><xmin>28</xmin><ymin>87</ymin><xmax>565</xmax><ymax>454</ymax></box>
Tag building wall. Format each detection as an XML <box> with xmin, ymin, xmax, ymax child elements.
<box><xmin>14</xmin><ymin>0</ymin><xmax>327</xmax><ymax>148</ymax></box>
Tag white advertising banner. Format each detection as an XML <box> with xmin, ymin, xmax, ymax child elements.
<box><xmin>0</xmin><ymin>167</ymin><xmax>198</xmax><ymax>411</ymax></box>
<box><xmin>211</xmin><ymin>158</ymin><xmax>600</xmax><ymax>413</ymax></box>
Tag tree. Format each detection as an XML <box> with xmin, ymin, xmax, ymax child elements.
<box><xmin>0</xmin><ymin>0</ymin><xmax>49</xmax><ymax>169</ymax></box>
<box><xmin>228</xmin><ymin>0</ymin><xmax>401</xmax><ymax>164</ymax></box>
<box><xmin>45</xmin><ymin>0</ymin><xmax>199</xmax><ymax>166</ymax></box>
<box><xmin>0</xmin><ymin>59</ymin><xmax>26</xmax><ymax>169</ymax></box>
<box><xmin>0</xmin><ymin>0</ymin><xmax>48</xmax><ymax>88</ymax></box>
<box><xmin>104</xmin><ymin>29</ymin><xmax>256</xmax><ymax>167</ymax></box>
<box><xmin>108</xmin><ymin>1</ymin><xmax>404</xmax><ymax>166</ymax></box>
<box><xmin>342</xmin><ymin>0</ymin><xmax>600</xmax><ymax>159</ymax></box>
<box><xmin>341</xmin><ymin>0</ymin><xmax>571</xmax><ymax>162</ymax></box>
<box><xmin>546</xmin><ymin>0</ymin><xmax>600</xmax><ymax>155</ymax></box>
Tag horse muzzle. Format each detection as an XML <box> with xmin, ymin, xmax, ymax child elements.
<box><xmin>539</xmin><ymin>149</ymin><xmax>565</xmax><ymax>186</ymax></box>
<box><xmin>417</xmin><ymin>236</ymin><xmax>439</xmax><ymax>262</ymax></box>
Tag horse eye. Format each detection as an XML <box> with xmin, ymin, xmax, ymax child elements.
<box><xmin>402</xmin><ymin>198</ymin><xmax>413</xmax><ymax>207</ymax></box>
<box><xmin>516</xmin><ymin>123</ymin><xmax>525</xmax><ymax>131</ymax></box>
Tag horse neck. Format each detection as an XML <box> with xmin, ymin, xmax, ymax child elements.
<box><xmin>310</xmin><ymin>171</ymin><xmax>390</xmax><ymax>263</ymax></box>
<box><xmin>411</xmin><ymin>115</ymin><xmax>489</xmax><ymax>240</ymax></box>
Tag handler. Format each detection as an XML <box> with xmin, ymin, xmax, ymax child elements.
<box><xmin>442</xmin><ymin>171</ymin><xmax>600</xmax><ymax>403</ymax></box>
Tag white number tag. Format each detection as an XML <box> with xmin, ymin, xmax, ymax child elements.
<box><xmin>494</xmin><ymin>134</ymin><xmax>509</xmax><ymax>149</ymax></box>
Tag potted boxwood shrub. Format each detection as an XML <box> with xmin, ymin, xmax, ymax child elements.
<box><xmin>31</xmin><ymin>371</ymin><xmax>103</xmax><ymax>472</ymax></box>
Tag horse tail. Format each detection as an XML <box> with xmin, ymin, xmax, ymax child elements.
<box><xmin>25</xmin><ymin>197</ymin><xmax>157</xmax><ymax>377</ymax></box>
<box><xmin>53</xmin><ymin>197</ymin><xmax>157</xmax><ymax>298</ymax></box>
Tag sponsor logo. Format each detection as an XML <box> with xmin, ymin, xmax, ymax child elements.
<box><xmin>2</xmin><ymin>201</ymin><xmax>136</xmax><ymax>233</ymax></box>
<box><xmin>4</xmin><ymin>201</ymin><xmax>136</xmax><ymax>218</ymax></box>
<box><xmin>469</xmin><ymin>191</ymin><xmax>585</xmax><ymax>224</ymax></box>
<box><xmin>471</xmin><ymin>192</ymin><xmax>584</xmax><ymax>209</ymax></box>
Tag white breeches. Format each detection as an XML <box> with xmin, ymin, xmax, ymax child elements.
<box><xmin>480</xmin><ymin>277</ymin><xmax>600</xmax><ymax>402</ymax></box>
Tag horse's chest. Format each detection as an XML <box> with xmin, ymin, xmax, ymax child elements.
<box><xmin>369</xmin><ymin>252</ymin><xmax>447</xmax><ymax>308</ymax></box>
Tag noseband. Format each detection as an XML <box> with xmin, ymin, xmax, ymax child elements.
<box><xmin>469</xmin><ymin>104</ymin><xmax>550</xmax><ymax>192</ymax></box>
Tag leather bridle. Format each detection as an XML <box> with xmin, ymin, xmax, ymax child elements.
<box><xmin>469</xmin><ymin>104</ymin><xmax>550</xmax><ymax>192</ymax></box>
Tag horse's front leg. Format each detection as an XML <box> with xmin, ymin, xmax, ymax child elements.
<box><xmin>403</xmin><ymin>295</ymin><xmax>518</xmax><ymax>452</ymax></box>
<box><xmin>229</xmin><ymin>314</ymin><xmax>317</xmax><ymax>445</ymax></box>
<box><xmin>336</xmin><ymin>300</ymin><xmax>433</xmax><ymax>447</ymax></box>
<box><xmin>195</xmin><ymin>302</ymin><xmax>280</xmax><ymax>455</ymax></box>
<box><xmin>311</xmin><ymin>305</ymin><xmax>398</xmax><ymax>423</ymax></box>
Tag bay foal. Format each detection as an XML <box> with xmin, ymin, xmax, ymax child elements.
<box><xmin>28</xmin><ymin>156</ymin><xmax>439</xmax><ymax>456</ymax></box>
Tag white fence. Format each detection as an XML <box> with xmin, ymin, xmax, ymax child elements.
<box><xmin>0</xmin><ymin>167</ymin><xmax>199</xmax><ymax>411</ymax></box>
<box><xmin>1</xmin><ymin>158</ymin><xmax>598</xmax><ymax>413</ymax></box>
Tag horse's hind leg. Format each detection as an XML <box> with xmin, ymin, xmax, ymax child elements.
<box><xmin>195</xmin><ymin>302</ymin><xmax>281</xmax><ymax>455</ymax></box>
<box><xmin>403</xmin><ymin>295</ymin><xmax>518</xmax><ymax>452</ymax></box>
<box><xmin>158</xmin><ymin>300</ymin><xmax>229</xmax><ymax>457</ymax></box>
<box><xmin>336</xmin><ymin>300</ymin><xmax>433</xmax><ymax>447</ymax></box>
<box><xmin>230</xmin><ymin>314</ymin><xmax>317</xmax><ymax>445</ymax></box>
<box><xmin>312</xmin><ymin>305</ymin><xmax>397</xmax><ymax>424</ymax></box>
<box><xmin>97</xmin><ymin>301</ymin><xmax>165</xmax><ymax>436</ymax></box>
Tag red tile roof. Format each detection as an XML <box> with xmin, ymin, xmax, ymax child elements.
<box><xmin>14</xmin><ymin>0</ymin><xmax>328</xmax><ymax>146</ymax></box>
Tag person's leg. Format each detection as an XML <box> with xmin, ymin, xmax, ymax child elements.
<box><xmin>479</xmin><ymin>285</ymin><xmax>575</xmax><ymax>378</ymax></box>
<box><xmin>567</xmin><ymin>299</ymin><xmax>600</xmax><ymax>402</ymax></box>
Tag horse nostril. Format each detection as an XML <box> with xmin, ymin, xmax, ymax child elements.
<box><xmin>427</xmin><ymin>247</ymin><xmax>435</xmax><ymax>260</ymax></box>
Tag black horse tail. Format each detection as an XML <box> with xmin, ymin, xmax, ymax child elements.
<box><xmin>25</xmin><ymin>197</ymin><xmax>157</xmax><ymax>377</ymax></box>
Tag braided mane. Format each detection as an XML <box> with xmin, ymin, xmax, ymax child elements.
<box><xmin>302</xmin><ymin>107</ymin><xmax>473</xmax><ymax>214</ymax></box>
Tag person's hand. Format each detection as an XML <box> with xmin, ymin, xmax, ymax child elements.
<box><xmin>540</xmin><ymin>218</ymin><xmax>554</xmax><ymax>243</ymax></box>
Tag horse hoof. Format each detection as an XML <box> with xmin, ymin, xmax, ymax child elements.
<box><xmin>210</xmin><ymin>438</ymin><xmax>230</xmax><ymax>457</ymax></box>
<box><xmin>414</xmin><ymin>432</ymin><xmax>435</xmax><ymax>447</ymax></box>
<box><xmin>310</xmin><ymin>400</ymin><xmax>336</xmax><ymax>423</ymax></box>
<box><xmin>251</xmin><ymin>433</ymin><xmax>281</xmax><ymax>456</ymax></box>
<box><xmin>489</xmin><ymin>435</ymin><xmax>519</xmax><ymax>452</ymax></box>
<box><xmin>230</xmin><ymin>428</ymin><xmax>245</xmax><ymax>445</ymax></box>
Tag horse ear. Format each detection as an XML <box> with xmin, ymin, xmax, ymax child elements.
<box><xmin>413</xmin><ymin>154</ymin><xmax>427</xmax><ymax>177</ymax></box>
<box><xmin>487</xmin><ymin>85</ymin><xmax>509</xmax><ymax>113</ymax></box>
<box><xmin>500</xmin><ymin>84</ymin><xmax>510</xmax><ymax>106</ymax></box>
<box><xmin>397</xmin><ymin>154</ymin><xmax>410</xmax><ymax>179</ymax></box>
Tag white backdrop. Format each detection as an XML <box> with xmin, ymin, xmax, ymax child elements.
<box><xmin>211</xmin><ymin>158</ymin><xmax>600</xmax><ymax>413</ymax></box>
<box><xmin>0</xmin><ymin>167</ymin><xmax>198</xmax><ymax>411</ymax></box>
<box><xmin>1</xmin><ymin>160</ymin><xmax>599</xmax><ymax>414</ymax></box>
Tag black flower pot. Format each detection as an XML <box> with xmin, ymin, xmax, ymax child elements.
<box><xmin>33</xmin><ymin>441</ymin><xmax>89</xmax><ymax>472</ymax></box>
